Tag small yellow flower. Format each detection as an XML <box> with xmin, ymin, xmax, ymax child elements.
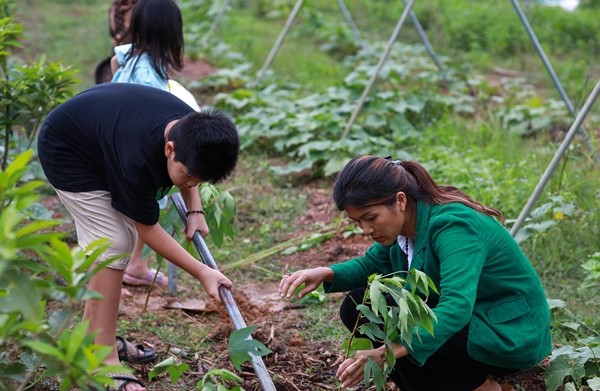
<box><xmin>554</xmin><ymin>211</ymin><xmax>564</xmax><ymax>220</ymax></box>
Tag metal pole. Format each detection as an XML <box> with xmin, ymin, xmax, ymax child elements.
<box><xmin>336</xmin><ymin>0</ymin><xmax>365</xmax><ymax>48</ymax></box>
<box><xmin>255</xmin><ymin>0</ymin><xmax>305</xmax><ymax>85</ymax></box>
<box><xmin>510</xmin><ymin>0</ymin><xmax>600</xmax><ymax>167</ymax></box>
<box><xmin>341</xmin><ymin>0</ymin><xmax>416</xmax><ymax>140</ymax></box>
<box><xmin>510</xmin><ymin>78</ymin><xmax>600</xmax><ymax>237</ymax></box>
<box><xmin>167</xmin><ymin>261</ymin><xmax>177</xmax><ymax>296</ymax></box>
<box><xmin>171</xmin><ymin>193</ymin><xmax>276</xmax><ymax>391</ymax></box>
<box><xmin>402</xmin><ymin>0</ymin><xmax>449</xmax><ymax>84</ymax></box>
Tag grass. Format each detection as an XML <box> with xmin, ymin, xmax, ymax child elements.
<box><xmin>211</xmin><ymin>7</ymin><xmax>347</xmax><ymax>90</ymax></box>
<box><xmin>14</xmin><ymin>0</ymin><xmax>110</xmax><ymax>89</ymax></box>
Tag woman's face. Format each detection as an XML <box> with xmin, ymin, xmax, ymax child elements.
<box><xmin>345</xmin><ymin>192</ymin><xmax>408</xmax><ymax>246</ymax></box>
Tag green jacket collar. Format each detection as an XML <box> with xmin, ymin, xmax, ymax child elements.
<box><xmin>411</xmin><ymin>200</ymin><xmax>430</xmax><ymax>270</ymax></box>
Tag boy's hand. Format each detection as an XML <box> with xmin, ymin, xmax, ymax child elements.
<box><xmin>185</xmin><ymin>213</ymin><xmax>209</xmax><ymax>239</ymax></box>
<box><xmin>198</xmin><ymin>266</ymin><xmax>232</xmax><ymax>302</ymax></box>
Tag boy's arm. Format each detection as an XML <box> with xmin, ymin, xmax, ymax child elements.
<box><xmin>179</xmin><ymin>185</ymin><xmax>209</xmax><ymax>238</ymax></box>
<box><xmin>134</xmin><ymin>221</ymin><xmax>231</xmax><ymax>301</ymax></box>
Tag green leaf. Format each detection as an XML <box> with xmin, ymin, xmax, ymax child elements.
<box><xmin>228</xmin><ymin>326</ymin><xmax>272</xmax><ymax>371</ymax></box>
<box><xmin>365</xmin><ymin>356</ymin><xmax>385</xmax><ymax>391</ymax></box>
<box><xmin>587</xmin><ymin>377</ymin><xmax>600</xmax><ymax>391</ymax></box>
<box><xmin>0</xmin><ymin>272</ymin><xmax>43</xmax><ymax>321</ymax></box>
<box><xmin>359</xmin><ymin>323</ymin><xmax>386</xmax><ymax>341</ymax></box>
<box><xmin>22</xmin><ymin>340</ymin><xmax>65</xmax><ymax>361</ymax></box>
<box><xmin>356</xmin><ymin>304</ymin><xmax>384</xmax><ymax>325</ymax></box>
<box><xmin>547</xmin><ymin>298</ymin><xmax>567</xmax><ymax>309</ymax></box>
<box><xmin>340</xmin><ymin>337</ymin><xmax>373</xmax><ymax>355</ymax></box>
<box><xmin>564</xmin><ymin>382</ymin><xmax>577</xmax><ymax>391</ymax></box>
<box><xmin>545</xmin><ymin>354</ymin><xmax>585</xmax><ymax>391</ymax></box>
<box><xmin>149</xmin><ymin>357</ymin><xmax>189</xmax><ymax>383</ymax></box>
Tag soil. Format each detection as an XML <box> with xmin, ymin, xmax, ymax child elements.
<box><xmin>174</xmin><ymin>56</ymin><xmax>218</xmax><ymax>84</ymax></box>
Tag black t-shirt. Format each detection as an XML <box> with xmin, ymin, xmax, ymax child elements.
<box><xmin>38</xmin><ymin>83</ymin><xmax>194</xmax><ymax>225</ymax></box>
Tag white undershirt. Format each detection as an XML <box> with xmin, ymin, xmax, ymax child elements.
<box><xmin>398</xmin><ymin>235</ymin><xmax>414</xmax><ymax>269</ymax></box>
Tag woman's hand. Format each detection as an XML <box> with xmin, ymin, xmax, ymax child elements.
<box><xmin>336</xmin><ymin>346</ymin><xmax>386</xmax><ymax>389</ymax></box>
<box><xmin>278</xmin><ymin>267</ymin><xmax>334</xmax><ymax>299</ymax></box>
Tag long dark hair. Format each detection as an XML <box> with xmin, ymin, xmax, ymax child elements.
<box><xmin>333</xmin><ymin>156</ymin><xmax>505</xmax><ymax>223</ymax></box>
<box><xmin>128</xmin><ymin>0</ymin><xmax>184</xmax><ymax>80</ymax></box>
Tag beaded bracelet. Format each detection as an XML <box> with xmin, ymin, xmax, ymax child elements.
<box><xmin>186</xmin><ymin>209</ymin><xmax>205</xmax><ymax>217</ymax></box>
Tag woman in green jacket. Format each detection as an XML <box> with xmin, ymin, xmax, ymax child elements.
<box><xmin>279</xmin><ymin>155</ymin><xmax>551</xmax><ymax>391</ymax></box>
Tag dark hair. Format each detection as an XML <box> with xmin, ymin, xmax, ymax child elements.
<box><xmin>95</xmin><ymin>57</ymin><xmax>113</xmax><ymax>84</ymax></box>
<box><xmin>333</xmin><ymin>155</ymin><xmax>505</xmax><ymax>223</ymax></box>
<box><xmin>128</xmin><ymin>0</ymin><xmax>184</xmax><ymax>80</ymax></box>
<box><xmin>168</xmin><ymin>109</ymin><xmax>240</xmax><ymax>183</ymax></box>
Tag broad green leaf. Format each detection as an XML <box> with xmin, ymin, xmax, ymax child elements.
<box><xmin>587</xmin><ymin>377</ymin><xmax>600</xmax><ymax>391</ymax></box>
<box><xmin>22</xmin><ymin>340</ymin><xmax>65</xmax><ymax>361</ymax></box>
<box><xmin>0</xmin><ymin>272</ymin><xmax>43</xmax><ymax>321</ymax></box>
<box><xmin>228</xmin><ymin>326</ymin><xmax>272</xmax><ymax>371</ymax></box>
<box><xmin>545</xmin><ymin>354</ymin><xmax>585</xmax><ymax>391</ymax></box>
<box><xmin>564</xmin><ymin>382</ymin><xmax>577</xmax><ymax>391</ymax></box>
<box><xmin>340</xmin><ymin>337</ymin><xmax>373</xmax><ymax>355</ymax></box>
<box><xmin>547</xmin><ymin>298</ymin><xmax>567</xmax><ymax>309</ymax></box>
<box><xmin>149</xmin><ymin>357</ymin><xmax>177</xmax><ymax>381</ymax></box>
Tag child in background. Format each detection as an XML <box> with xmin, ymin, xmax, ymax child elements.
<box><xmin>111</xmin><ymin>0</ymin><xmax>201</xmax><ymax>293</ymax></box>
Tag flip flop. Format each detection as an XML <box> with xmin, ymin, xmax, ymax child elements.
<box><xmin>116</xmin><ymin>336</ymin><xmax>157</xmax><ymax>364</ymax></box>
<box><xmin>123</xmin><ymin>268</ymin><xmax>168</xmax><ymax>288</ymax></box>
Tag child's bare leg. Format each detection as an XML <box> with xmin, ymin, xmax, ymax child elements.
<box><xmin>125</xmin><ymin>235</ymin><xmax>150</xmax><ymax>276</ymax></box>
<box><xmin>84</xmin><ymin>267</ymin><xmax>146</xmax><ymax>391</ymax></box>
<box><xmin>84</xmin><ymin>267</ymin><xmax>123</xmax><ymax>364</ymax></box>
<box><xmin>124</xmin><ymin>234</ymin><xmax>168</xmax><ymax>287</ymax></box>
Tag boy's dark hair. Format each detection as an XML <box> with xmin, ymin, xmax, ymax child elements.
<box><xmin>168</xmin><ymin>109</ymin><xmax>240</xmax><ymax>184</ymax></box>
<box><xmin>128</xmin><ymin>0</ymin><xmax>184</xmax><ymax>79</ymax></box>
<box><xmin>94</xmin><ymin>57</ymin><xmax>113</xmax><ymax>84</ymax></box>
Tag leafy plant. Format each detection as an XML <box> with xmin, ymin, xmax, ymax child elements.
<box><xmin>195</xmin><ymin>325</ymin><xmax>271</xmax><ymax>390</ymax></box>
<box><xmin>199</xmin><ymin>184</ymin><xmax>237</xmax><ymax>247</ymax></box>
<box><xmin>341</xmin><ymin>269</ymin><xmax>438</xmax><ymax>390</ymax></box>
<box><xmin>147</xmin><ymin>325</ymin><xmax>271</xmax><ymax>391</ymax></box>
<box><xmin>511</xmin><ymin>194</ymin><xmax>576</xmax><ymax>244</ymax></box>
<box><xmin>0</xmin><ymin>15</ymin><xmax>77</xmax><ymax>170</ymax></box>
<box><xmin>148</xmin><ymin>357</ymin><xmax>190</xmax><ymax>384</ymax></box>
<box><xmin>581</xmin><ymin>252</ymin><xmax>600</xmax><ymax>289</ymax></box>
<box><xmin>545</xmin><ymin>338</ymin><xmax>600</xmax><ymax>391</ymax></box>
<box><xmin>0</xmin><ymin>151</ymin><xmax>122</xmax><ymax>390</ymax></box>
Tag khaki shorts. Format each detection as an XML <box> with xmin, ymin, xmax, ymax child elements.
<box><xmin>55</xmin><ymin>189</ymin><xmax>136</xmax><ymax>271</ymax></box>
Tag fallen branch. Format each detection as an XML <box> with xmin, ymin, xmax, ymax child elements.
<box><xmin>222</xmin><ymin>221</ymin><xmax>350</xmax><ymax>272</ymax></box>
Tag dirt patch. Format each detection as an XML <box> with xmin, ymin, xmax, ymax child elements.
<box><xmin>173</xmin><ymin>55</ymin><xmax>217</xmax><ymax>84</ymax></box>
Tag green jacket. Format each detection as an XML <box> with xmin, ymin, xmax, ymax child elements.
<box><xmin>325</xmin><ymin>201</ymin><xmax>551</xmax><ymax>368</ymax></box>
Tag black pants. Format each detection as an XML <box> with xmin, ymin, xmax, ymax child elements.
<box><xmin>339</xmin><ymin>288</ymin><xmax>515</xmax><ymax>391</ymax></box>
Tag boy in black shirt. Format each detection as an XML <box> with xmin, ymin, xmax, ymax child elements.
<box><xmin>38</xmin><ymin>83</ymin><xmax>239</xmax><ymax>390</ymax></box>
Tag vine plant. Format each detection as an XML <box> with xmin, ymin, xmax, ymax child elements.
<box><xmin>341</xmin><ymin>269</ymin><xmax>438</xmax><ymax>390</ymax></box>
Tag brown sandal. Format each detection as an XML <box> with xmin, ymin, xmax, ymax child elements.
<box><xmin>116</xmin><ymin>336</ymin><xmax>157</xmax><ymax>364</ymax></box>
<box><xmin>89</xmin><ymin>373</ymin><xmax>145</xmax><ymax>391</ymax></box>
